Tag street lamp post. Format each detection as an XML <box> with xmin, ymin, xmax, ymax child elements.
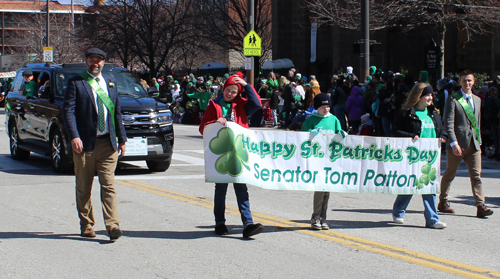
<box><xmin>246</xmin><ymin>0</ymin><xmax>255</xmax><ymax>86</ymax></box>
<box><xmin>360</xmin><ymin>0</ymin><xmax>369</xmax><ymax>81</ymax></box>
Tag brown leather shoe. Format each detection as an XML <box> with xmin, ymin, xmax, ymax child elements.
<box><xmin>81</xmin><ymin>227</ymin><xmax>96</xmax><ymax>237</ymax></box>
<box><xmin>477</xmin><ymin>204</ymin><xmax>494</xmax><ymax>218</ymax></box>
<box><xmin>438</xmin><ymin>201</ymin><xmax>455</xmax><ymax>213</ymax></box>
<box><xmin>108</xmin><ymin>227</ymin><xmax>122</xmax><ymax>242</ymax></box>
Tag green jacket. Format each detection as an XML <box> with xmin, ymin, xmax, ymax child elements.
<box><xmin>22</xmin><ymin>80</ymin><xmax>39</xmax><ymax>98</ymax></box>
<box><xmin>266</xmin><ymin>79</ymin><xmax>279</xmax><ymax>96</ymax></box>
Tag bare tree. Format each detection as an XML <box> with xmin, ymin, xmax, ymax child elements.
<box><xmin>13</xmin><ymin>7</ymin><xmax>83</xmax><ymax>64</ymax></box>
<box><xmin>304</xmin><ymin>0</ymin><xmax>500</xmax><ymax>77</ymax></box>
<box><xmin>79</xmin><ymin>1</ymin><xmax>137</xmax><ymax>69</ymax></box>
<box><xmin>166</xmin><ymin>39</ymin><xmax>217</xmax><ymax>74</ymax></box>
<box><xmin>79</xmin><ymin>0</ymin><xmax>195</xmax><ymax>77</ymax></box>
<box><xmin>192</xmin><ymin>0</ymin><xmax>272</xmax><ymax>67</ymax></box>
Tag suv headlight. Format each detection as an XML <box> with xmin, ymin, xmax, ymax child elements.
<box><xmin>154</xmin><ymin>110</ymin><xmax>173</xmax><ymax>126</ymax></box>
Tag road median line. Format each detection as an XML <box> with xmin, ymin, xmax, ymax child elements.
<box><xmin>117</xmin><ymin>180</ymin><xmax>500</xmax><ymax>279</ymax></box>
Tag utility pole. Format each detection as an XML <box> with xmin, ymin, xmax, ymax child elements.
<box><xmin>46</xmin><ymin>0</ymin><xmax>50</xmax><ymax>47</ymax></box>
<box><xmin>2</xmin><ymin>12</ymin><xmax>5</xmax><ymax>55</ymax></box>
<box><xmin>246</xmin><ymin>0</ymin><xmax>254</xmax><ymax>86</ymax></box>
<box><xmin>360</xmin><ymin>0</ymin><xmax>369</xmax><ymax>81</ymax></box>
<box><xmin>71</xmin><ymin>0</ymin><xmax>74</xmax><ymax>30</ymax></box>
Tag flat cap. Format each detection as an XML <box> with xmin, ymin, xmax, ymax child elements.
<box><xmin>85</xmin><ymin>48</ymin><xmax>107</xmax><ymax>59</ymax></box>
<box><xmin>23</xmin><ymin>69</ymin><xmax>33</xmax><ymax>76</ymax></box>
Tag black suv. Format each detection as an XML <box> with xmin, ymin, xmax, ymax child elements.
<box><xmin>5</xmin><ymin>63</ymin><xmax>174</xmax><ymax>173</ymax></box>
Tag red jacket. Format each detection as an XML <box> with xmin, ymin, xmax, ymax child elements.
<box><xmin>199</xmin><ymin>84</ymin><xmax>261</xmax><ymax>135</ymax></box>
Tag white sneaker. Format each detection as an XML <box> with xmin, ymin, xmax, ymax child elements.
<box><xmin>320</xmin><ymin>219</ymin><xmax>329</xmax><ymax>230</ymax></box>
<box><xmin>393</xmin><ymin>216</ymin><xmax>404</xmax><ymax>224</ymax></box>
<box><xmin>311</xmin><ymin>218</ymin><xmax>321</xmax><ymax>230</ymax></box>
<box><xmin>428</xmin><ymin>221</ymin><xmax>447</xmax><ymax>229</ymax></box>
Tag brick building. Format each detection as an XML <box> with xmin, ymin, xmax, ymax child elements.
<box><xmin>0</xmin><ymin>0</ymin><xmax>88</xmax><ymax>71</ymax></box>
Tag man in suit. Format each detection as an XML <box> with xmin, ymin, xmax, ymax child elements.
<box><xmin>438</xmin><ymin>69</ymin><xmax>493</xmax><ymax>218</ymax></box>
<box><xmin>63</xmin><ymin>48</ymin><xmax>127</xmax><ymax>241</ymax></box>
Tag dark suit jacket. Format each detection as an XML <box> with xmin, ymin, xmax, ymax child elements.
<box><xmin>63</xmin><ymin>73</ymin><xmax>127</xmax><ymax>152</ymax></box>
<box><xmin>443</xmin><ymin>92</ymin><xmax>481</xmax><ymax>151</ymax></box>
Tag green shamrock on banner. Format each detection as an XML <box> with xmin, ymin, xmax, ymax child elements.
<box><xmin>209</xmin><ymin>127</ymin><xmax>250</xmax><ymax>177</ymax></box>
<box><xmin>415</xmin><ymin>164</ymin><xmax>437</xmax><ymax>189</ymax></box>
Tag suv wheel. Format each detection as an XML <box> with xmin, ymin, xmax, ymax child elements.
<box><xmin>146</xmin><ymin>159</ymin><xmax>171</xmax><ymax>172</ymax></box>
<box><xmin>51</xmin><ymin>129</ymin><xmax>73</xmax><ymax>173</ymax></box>
<box><xmin>9</xmin><ymin>122</ymin><xmax>30</xmax><ymax>160</ymax></box>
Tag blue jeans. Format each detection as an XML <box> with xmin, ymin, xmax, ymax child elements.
<box><xmin>214</xmin><ymin>183</ymin><xmax>253</xmax><ymax>225</ymax></box>
<box><xmin>392</xmin><ymin>194</ymin><xmax>440</xmax><ymax>226</ymax></box>
<box><xmin>333</xmin><ymin>105</ymin><xmax>346</xmax><ymax>131</ymax></box>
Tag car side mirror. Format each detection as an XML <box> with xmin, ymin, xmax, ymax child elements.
<box><xmin>148</xmin><ymin>87</ymin><xmax>159</xmax><ymax>98</ymax></box>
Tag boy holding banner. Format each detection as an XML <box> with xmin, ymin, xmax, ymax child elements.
<box><xmin>301</xmin><ymin>93</ymin><xmax>345</xmax><ymax>230</ymax></box>
<box><xmin>199</xmin><ymin>72</ymin><xmax>265</xmax><ymax>238</ymax></box>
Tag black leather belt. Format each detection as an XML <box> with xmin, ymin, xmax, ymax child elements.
<box><xmin>96</xmin><ymin>134</ymin><xmax>110</xmax><ymax>140</ymax></box>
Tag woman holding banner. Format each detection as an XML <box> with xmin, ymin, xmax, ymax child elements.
<box><xmin>391</xmin><ymin>83</ymin><xmax>448</xmax><ymax>229</ymax></box>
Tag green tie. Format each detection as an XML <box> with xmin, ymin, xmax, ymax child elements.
<box><xmin>96</xmin><ymin>77</ymin><xmax>105</xmax><ymax>133</ymax></box>
<box><xmin>467</xmin><ymin>96</ymin><xmax>474</xmax><ymax>113</ymax></box>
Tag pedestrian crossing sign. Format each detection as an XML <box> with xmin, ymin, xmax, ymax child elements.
<box><xmin>244</xmin><ymin>30</ymin><xmax>261</xmax><ymax>57</ymax></box>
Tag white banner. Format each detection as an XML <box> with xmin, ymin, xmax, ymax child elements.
<box><xmin>203</xmin><ymin>123</ymin><xmax>441</xmax><ymax>194</ymax></box>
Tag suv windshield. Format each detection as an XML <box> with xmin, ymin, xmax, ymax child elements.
<box><xmin>54</xmin><ymin>68</ymin><xmax>148</xmax><ymax>98</ymax></box>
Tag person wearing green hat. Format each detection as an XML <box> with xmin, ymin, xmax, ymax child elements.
<box><xmin>171</xmin><ymin>80</ymin><xmax>181</xmax><ymax>100</ymax></box>
<box><xmin>419</xmin><ymin>70</ymin><xmax>429</xmax><ymax>84</ymax></box>
<box><xmin>258</xmin><ymin>79</ymin><xmax>268</xmax><ymax>99</ymax></box>
<box><xmin>181</xmin><ymin>82</ymin><xmax>196</xmax><ymax>108</ymax></box>
<box><xmin>369</xmin><ymin>66</ymin><xmax>377</xmax><ymax>76</ymax></box>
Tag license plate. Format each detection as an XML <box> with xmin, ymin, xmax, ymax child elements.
<box><xmin>125</xmin><ymin>137</ymin><xmax>148</xmax><ymax>156</ymax></box>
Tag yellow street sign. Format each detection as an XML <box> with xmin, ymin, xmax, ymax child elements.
<box><xmin>244</xmin><ymin>30</ymin><xmax>261</xmax><ymax>57</ymax></box>
<box><xmin>43</xmin><ymin>47</ymin><xmax>53</xmax><ymax>51</ymax></box>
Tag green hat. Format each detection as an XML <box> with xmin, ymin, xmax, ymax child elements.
<box><xmin>187</xmin><ymin>82</ymin><xmax>193</xmax><ymax>86</ymax></box>
<box><xmin>366</xmin><ymin>75</ymin><xmax>372</xmax><ymax>81</ymax></box>
<box><xmin>174</xmin><ymin>80</ymin><xmax>179</xmax><ymax>84</ymax></box>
